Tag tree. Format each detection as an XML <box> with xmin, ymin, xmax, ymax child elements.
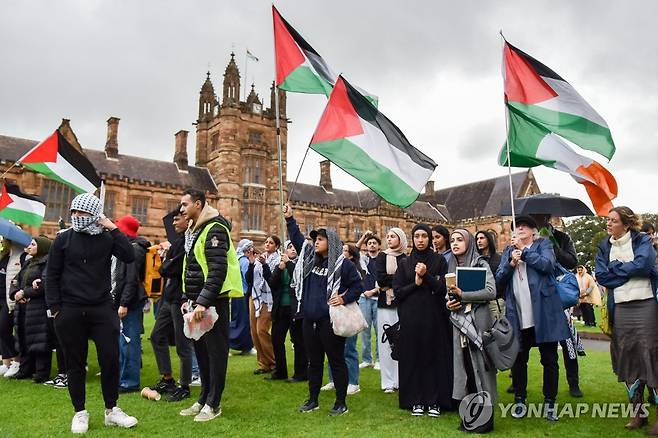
<box><xmin>564</xmin><ymin>216</ymin><xmax>607</xmax><ymax>269</ymax></box>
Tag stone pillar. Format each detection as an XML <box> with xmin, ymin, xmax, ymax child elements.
<box><xmin>105</xmin><ymin>117</ymin><xmax>120</xmax><ymax>158</ymax></box>
<box><xmin>174</xmin><ymin>130</ymin><xmax>189</xmax><ymax>170</ymax></box>
<box><xmin>320</xmin><ymin>160</ymin><xmax>332</xmax><ymax>191</ymax></box>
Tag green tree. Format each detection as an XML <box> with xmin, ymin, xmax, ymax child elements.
<box><xmin>564</xmin><ymin>216</ymin><xmax>607</xmax><ymax>269</ymax></box>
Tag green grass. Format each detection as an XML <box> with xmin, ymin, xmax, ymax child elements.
<box><xmin>0</xmin><ymin>311</ymin><xmax>646</xmax><ymax>437</ymax></box>
<box><xmin>573</xmin><ymin>306</ymin><xmax>606</xmax><ymax>334</ymax></box>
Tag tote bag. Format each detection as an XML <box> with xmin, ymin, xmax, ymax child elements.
<box><xmin>329</xmin><ymin>293</ymin><xmax>368</xmax><ymax>338</ymax></box>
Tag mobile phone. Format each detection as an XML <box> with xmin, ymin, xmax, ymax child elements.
<box><xmin>448</xmin><ymin>292</ymin><xmax>461</xmax><ymax>302</ymax></box>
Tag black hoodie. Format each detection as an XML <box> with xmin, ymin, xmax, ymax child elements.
<box><xmin>112</xmin><ymin>236</ymin><xmax>151</xmax><ymax>310</ymax></box>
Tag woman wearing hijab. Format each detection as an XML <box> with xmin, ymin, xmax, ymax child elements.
<box><xmin>231</xmin><ymin>239</ymin><xmax>255</xmax><ymax>354</ymax></box>
<box><xmin>284</xmin><ymin>203</ymin><xmax>363</xmax><ymax>416</ymax></box>
<box><xmin>394</xmin><ymin>224</ymin><xmax>452</xmax><ymax>417</ymax></box>
<box><xmin>375</xmin><ymin>227</ymin><xmax>407</xmax><ymax>393</ymax></box>
<box><xmin>8</xmin><ymin>236</ymin><xmax>53</xmax><ymax>382</ymax></box>
<box><xmin>446</xmin><ymin>229</ymin><xmax>497</xmax><ymax>432</ymax></box>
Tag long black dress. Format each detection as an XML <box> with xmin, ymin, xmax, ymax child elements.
<box><xmin>394</xmin><ymin>245</ymin><xmax>453</xmax><ymax>410</ymax></box>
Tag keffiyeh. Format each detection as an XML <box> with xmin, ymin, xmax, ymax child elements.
<box><xmin>70</xmin><ymin>193</ymin><xmax>104</xmax><ymax>235</ymax></box>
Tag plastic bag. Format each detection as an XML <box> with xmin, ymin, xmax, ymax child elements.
<box><xmin>183</xmin><ymin>306</ymin><xmax>219</xmax><ymax>341</ymax></box>
<box><xmin>328</xmin><ymin>294</ymin><xmax>368</xmax><ymax>338</ymax></box>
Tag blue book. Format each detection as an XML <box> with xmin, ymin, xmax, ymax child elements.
<box><xmin>456</xmin><ymin>267</ymin><xmax>487</xmax><ymax>292</ymax></box>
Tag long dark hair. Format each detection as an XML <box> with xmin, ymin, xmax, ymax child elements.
<box><xmin>475</xmin><ymin>230</ymin><xmax>497</xmax><ymax>256</ymax></box>
<box><xmin>346</xmin><ymin>243</ymin><xmax>365</xmax><ymax>278</ymax></box>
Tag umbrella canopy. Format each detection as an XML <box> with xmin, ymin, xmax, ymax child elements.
<box><xmin>499</xmin><ymin>193</ymin><xmax>594</xmax><ymax>217</ymax></box>
<box><xmin>162</xmin><ymin>204</ymin><xmax>182</xmax><ymax>243</ymax></box>
<box><xmin>0</xmin><ymin>218</ymin><xmax>32</xmax><ymax>247</ymax></box>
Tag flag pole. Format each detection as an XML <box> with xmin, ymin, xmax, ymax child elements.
<box><xmin>274</xmin><ymin>86</ymin><xmax>287</xmax><ymax>242</ymax></box>
<box><xmin>286</xmin><ymin>145</ymin><xmax>310</xmax><ymax>204</ymax></box>
<box><xmin>500</xmin><ymin>30</ymin><xmax>517</xmax><ymax>233</ymax></box>
<box><xmin>243</xmin><ymin>50</ymin><xmax>248</xmax><ymax>100</ymax></box>
<box><xmin>99</xmin><ymin>180</ymin><xmax>106</xmax><ymax>216</ymax></box>
<box><xmin>0</xmin><ymin>162</ymin><xmax>18</xmax><ymax>179</ymax></box>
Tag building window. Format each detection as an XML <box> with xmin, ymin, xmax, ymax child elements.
<box><xmin>248</xmin><ymin>131</ymin><xmax>262</xmax><ymax>145</ymax></box>
<box><xmin>104</xmin><ymin>191</ymin><xmax>117</xmax><ymax>220</ymax></box>
<box><xmin>166</xmin><ymin>199</ymin><xmax>180</xmax><ymax>214</ymax></box>
<box><xmin>384</xmin><ymin>221</ymin><xmax>398</xmax><ymax>234</ymax></box>
<box><xmin>305</xmin><ymin>219</ymin><xmax>314</xmax><ymax>235</ymax></box>
<box><xmin>42</xmin><ymin>180</ymin><xmax>76</xmax><ymax>222</ymax></box>
<box><xmin>211</xmin><ymin>133</ymin><xmax>220</xmax><ymax>151</ymax></box>
<box><xmin>131</xmin><ymin>197</ymin><xmax>149</xmax><ymax>225</ymax></box>
<box><xmin>243</xmin><ymin>156</ymin><xmax>264</xmax><ymax>184</ymax></box>
<box><xmin>353</xmin><ymin>221</ymin><xmax>363</xmax><ymax>240</ymax></box>
<box><xmin>242</xmin><ymin>202</ymin><xmax>262</xmax><ymax>231</ymax></box>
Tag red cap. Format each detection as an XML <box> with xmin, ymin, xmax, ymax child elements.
<box><xmin>116</xmin><ymin>215</ymin><xmax>140</xmax><ymax>238</ymax></box>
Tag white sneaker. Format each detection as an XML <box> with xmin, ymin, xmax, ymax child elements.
<box><xmin>347</xmin><ymin>384</ymin><xmax>361</xmax><ymax>395</ymax></box>
<box><xmin>194</xmin><ymin>404</ymin><xmax>221</xmax><ymax>422</ymax></box>
<box><xmin>104</xmin><ymin>407</ymin><xmax>138</xmax><ymax>428</ymax></box>
<box><xmin>180</xmin><ymin>402</ymin><xmax>203</xmax><ymax>416</ymax></box>
<box><xmin>320</xmin><ymin>382</ymin><xmax>335</xmax><ymax>391</ymax></box>
<box><xmin>71</xmin><ymin>410</ymin><xmax>89</xmax><ymax>434</ymax></box>
<box><xmin>358</xmin><ymin>361</ymin><xmax>372</xmax><ymax>369</ymax></box>
<box><xmin>190</xmin><ymin>375</ymin><xmax>202</xmax><ymax>387</ymax></box>
<box><xmin>0</xmin><ymin>364</ymin><xmax>8</xmax><ymax>376</ymax></box>
<box><xmin>384</xmin><ymin>387</ymin><xmax>396</xmax><ymax>394</ymax></box>
<box><xmin>373</xmin><ymin>361</ymin><xmax>381</xmax><ymax>370</ymax></box>
<box><xmin>3</xmin><ymin>361</ymin><xmax>20</xmax><ymax>378</ymax></box>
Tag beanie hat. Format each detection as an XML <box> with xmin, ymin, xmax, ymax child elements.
<box><xmin>116</xmin><ymin>215</ymin><xmax>140</xmax><ymax>238</ymax></box>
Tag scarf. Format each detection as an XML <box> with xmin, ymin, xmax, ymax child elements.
<box><xmin>70</xmin><ymin>193</ymin><xmax>104</xmax><ymax>235</ymax></box>
<box><xmin>184</xmin><ymin>228</ymin><xmax>201</xmax><ymax>254</ymax></box>
<box><xmin>384</xmin><ymin>227</ymin><xmax>407</xmax><ymax>275</ymax></box>
<box><xmin>236</xmin><ymin>239</ymin><xmax>254</xmax><ymax>258</ymax></box>
<box><xmin>252</xmin><ymin>250</ymin><xmax>280</xmax><ymax>317</ymax></box>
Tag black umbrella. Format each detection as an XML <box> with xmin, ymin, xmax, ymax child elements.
<box><xmin>162</xmin><ymin>204</ymin><xmax>182</xmax><ymax>242</ymax></box>
<box><xmin>499</xmin><ymin>193</ymin><xmax>593</xmax><ymax>217</ymax></box>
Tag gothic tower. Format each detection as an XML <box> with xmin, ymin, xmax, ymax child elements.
<box><xmin>195</xmin><ymin>72</ymin><xmax>218</xmax><ymax>166</ymax></box>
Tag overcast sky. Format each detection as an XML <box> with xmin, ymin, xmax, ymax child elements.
<box><xmin>1</xmin><ymin>1</ymin><xmax>656</xmax><ymax>214</ymax></box>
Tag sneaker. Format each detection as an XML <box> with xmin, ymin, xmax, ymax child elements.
<box><xmin>411</xmin><ymin>405</ymin><xmax>425</xmax><ymax>416</ymax></box>
<box><xmin>427</xmin><ymin>405</ymin><xmax>441</xmax><ymax>417</ymax></box>
<box><xmin>3</xmin><ymin>361</ymin><xmax>20</xmax><ymax>378</ymax></box>
<box><xmin>384</xmin><ymin>387</ymin><xmax>396</xmax><ymax>394</ymax></box>
<box><xmin>180</xmin><ymin>402</ymin><xmax>203</xmax><ymax>416</ymax></box>
<box><xmin>167</xmin><ymin>386</ymin><xmax>191</xmax><ymax>402</ymax></box>
<box><xmin>358</xmin><ymin>361</ymin><xmax>373</xmax><ymax>369</ymax></box>
<box><xmin>569</xmin><ymin>386</ymin><xmax>584</xmax><ymax>398</ymax></box>
<box><xmin>320</xmin><ymin>382</ymin><xmax>335</xmax><ymax>391</ymax></box>
<box><xmin>194</xmin><ymin>404</ymin><xmax>221</xmax><ymax>422</ymax></box>
<box><xmin>328</xmin><ymin>403</ymin><xmax>348</xmax><ymax>417</ymax></box>
<box><xmin>190</xmin><ymin>375</ymin><xmax>201</xmax><ymax>387</ymax></box>
<box><xmin>71</xmin><ymin>410</ymin><xmax>89</xmax><ymax>434</ymax></box>
<box><xmin>54</xmin><ymin>375</ymin><xmax>68</xmax><ymax>389</ymax></box>
<box><xmin>298</xmin><ymin>399</ymin><xmax>320</xmax><ymax>413</ymax></box>
<box><xmin>104</xmin><ymin>407</ymin><xmax>138</xmax><ymax>428</ymax></box>
<box><xmin>43</xmin><ymin>375</ymin><xmax>59</xmax><ymax>386</ymax></box>
<box><xmin>151</xmin><ymin>377</ymin><xmax>177</xmax><ymax>394</ymax></box>
<box><xmin>0</xmin><ymin>364</ymin><xmax>8</xmax><ymax>376</ymax></box>
<box><xmin>346</xmin><ymin>384</ymin><xmax>360</xmax><ymax>395</ymax></box>
<box><xmin>511</xmin><ymin>400</ymin><xmax>527</xmax><ymax>419</ymax></box>
<box><xmin>373</xmin><ymin>361</ymin><xmax>380</xmax><ymax>370</ymax></box>
<box><xmin>544</xmin><ymin>400</ymin><xmax>559</xmax><ymax>422</ymax></box>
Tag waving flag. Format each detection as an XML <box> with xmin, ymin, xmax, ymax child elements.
<box><xmin>17</xmin><ymin>130</ymin><xmax>101</xmax><ymax>194</ymax></box>
<box><xmin>310</xmin><ymin>76</ymin><xmax>435</xmax><ymax>208</ymax></box>
<box><xmin>500</xmin><ymin>40</ymin><xmax>618</xmax><ymax>215</ymax></box>
<box><xmin>0</xmin><ymin>182</ymin><xmax>46</xmax><ymax>228</ymax></box>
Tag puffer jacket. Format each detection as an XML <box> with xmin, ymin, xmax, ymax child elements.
<box><xmin>10</xmin><ymin>256</ymin><xmax>51</xmax><ymax>353</ymax></box>
<box><xmin>184</xmin><ymin>204</ymin><xmax>231</xmax><ymax>308</ymax></box>
<box><xmin>112</xmin><ymin>236</ymin><xmax>150</xmax><ymax>310</ymax></box>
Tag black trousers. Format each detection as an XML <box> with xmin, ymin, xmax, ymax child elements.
<box><xmin>47</xmin><ymin>318</ymin><xmax>66</xmax><ymax>375</ymax></box>
<box><xmin>303</xmin><ymin>317</ymin><xmax>347</xmax><ymax>405</ymax></box>
<box><xmin>580</xmin><ymin>303</ymin><xmax>596</xmax><ymax>326</ymax></box>
<box><xmin>151</xmin><ymin>299</ymin><xmax>194</xmax><ymax>386</ymax></box>
<box><xmin>19</xmin><ymin>351</ymin><xmax>52</xmax><ymax>379</ymax></box>
<box><xmin>0</xmin><ymin>300</ymin><xmax>17</xmax><ymax>358</ymax></box>
<box><xmin>290</xmin><ymin>318</ymin><xmax>308</xmax><ymax>379</ymax></box>
<box><xmin>559</xmin><ymin>340</ymin><xmax>579</xmax><ymax>389</ymax></box>
<box><xmin>55</xmin><ymin>303</ymin><xmax>119</xmax><ymax>412</ymax></box>
<box><xmin>194</xmin><ymin>298</ymin><xmax>229</xmax><ymax>409</ymax></box>
<box><xmin>271</xmin><ymin>306</ymin><xmax>308</xmax><ymax>379</ymax></box>
<box><xmin>511</xmin><ymin>327</ymin><xmax>559</xmax><ymax>402</ymax></box>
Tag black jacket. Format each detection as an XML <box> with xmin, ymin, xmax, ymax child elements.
<box><xmin>375</xmin><ymin>252</ymin><xmax>406</xmax><ymax>308</ymax></box>
<box><xmin>552</xmin><ymin>227</ymin><xmax>578</xmax><ymax>270</ymax></box>
<box><xmin>268</xmin><ymin>260</ymin><xmax>299</xmax><ymax>319</ymax></box>
<box><xmin>10</xmin><ymin>256</ymin><xmax>51</xmax><ymax>353</ymax></box>
<box><xmin>160</xmin><ymin>235</ymin><xmax>185</xmax><ymax>304</ymax></box>
<box><xmin>184</xmin><ymin>215</ymin><xmax>231</xmax><ymax>308</ymax></box>
<box><xmin>112</xmin><ymin>236</ymin><xmax>150</xmax><ymax>310</ymax></box>
<box><xmin>45</xmin><ymin>228</ymin><xmax>134</xmax><ymax>314</ymax></box>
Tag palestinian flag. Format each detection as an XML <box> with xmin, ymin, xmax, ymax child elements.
<box><xmin>500</xmin><ymin>40</ymin><xmax>618</xmax><ymax>215</ymax></box>
<box><xmin>310</xmin><ymin>76</ymin><xmax>436</xmax><ymax>208</ymax></box>
<box><xmin>0</xmin><ymin>182</ymin><xmax>46</xmax><ymax>228</ymax></box>
<box><xmin>272</xmin><ymin>6</ymin><xmax>377</xmax><ymax>105</ymax></box>
<box><xmin>17</xmin><ymin>130</ymin><xmax>101</xmax><ymax>194</ymax></box>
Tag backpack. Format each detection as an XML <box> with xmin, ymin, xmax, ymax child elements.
<box><xmin>142</xmin><ymin>245</ymin><xmax>163</xmax><ymax>298</ymax></box>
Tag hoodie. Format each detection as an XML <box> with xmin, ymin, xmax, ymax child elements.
<box><xmin>112</xmin><ymin>235</ymin><xmax>151</xmax><ymax>309</ymax></box>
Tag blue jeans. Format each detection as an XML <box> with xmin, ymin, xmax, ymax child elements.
<box><xmin>118</xmin><ymin>307</ymin><xmax>143</xmax><ymax>389</ymax></box>
<box><xmin>329</xmin><ymin>334</ymin><xmax>359</xmax><ymax>385</ymax></box>
<box><xmin>358</xmin><ymin>297</ymin><xmax>378</xmax><ymax>363</ymax></box>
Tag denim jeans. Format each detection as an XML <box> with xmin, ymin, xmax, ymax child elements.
<box><xmin>118</xmin><ymin>307</ymin><xmax>143</xmax><ymax>390</ymax></box>
<box><xmin>329</xmin><ymin>334</ymin><xmax>359</xmax><ymax>385</ymax></box>
<box><xmin>358</xmin><ymin>296</ymin><xmax>378</xmax><ymax>363</ymax></box>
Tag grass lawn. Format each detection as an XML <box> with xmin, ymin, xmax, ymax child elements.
<box><xmin>572</xmin><ymin>306</ymin><xmax>606</xmax><ymax>335</ymax></box>
<box><xmin>0</xmin><ymin>308</ymin><xmax>645</xmax><ymax>437</ymax></box>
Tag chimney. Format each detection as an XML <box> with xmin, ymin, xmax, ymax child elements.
<box><xmin>105</xmin><ymin>117</ymin><xmax>120</xmax><ymax>158</ymax></box>
<box><xmin>174</xmin><ymin>130</ymin><xmax>189</xmax><ymax>171</ymax></box>
<box><xmin>319</xmin><ymin>160</ymin><xmax>332</xmax><ymax>191</ymax></box>
<box><xmin>425</xmin><ymin>180</ymin><xmax>435</xmax><ymax>195</ymax></box>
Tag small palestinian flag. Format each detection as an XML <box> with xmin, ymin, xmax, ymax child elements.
<box><xmin>500</xmin><ymin>40</ymin><xmax>618</xmax><ymax>215</ymax></box>
<box><xmin>0</xmin><ymin>182</ymin><xmax>46</xmax><ymax>228</ymax></box>
<box><xmin>17</xmin><ymin>130</ymin><xmax>101</xmax><ymax>194</ymax></box>
<box><xmin>310</xmin><ymin>76</ymin><xmax>436</xmax><ymax>208</ymax></box>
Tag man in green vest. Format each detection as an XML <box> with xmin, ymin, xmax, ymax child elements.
<box><xmin>177</xmin><ymin>189</ymin><xmax>242</xmax><ymax>422</ymax></box>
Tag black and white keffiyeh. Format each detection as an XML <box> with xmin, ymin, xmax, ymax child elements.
<box><xmin>70</xmin><ymin>193</ymin><xmax>104</xmax><ymax>235</ymax></box>
<box><xmin>252</xmin><ymin>250</ymin><xmax>280</xmax><ymax>317</ymax></box>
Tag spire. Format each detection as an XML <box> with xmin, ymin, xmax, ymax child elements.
<box><xmin>198</xmin><ymin>72</ymin><xmax>218</xmax><ymax>122</ymax></box>
<box><xmin>222</xmin><ymin>52</ymin><xmax>241</xmax><ymax>107</ymax></box>
<box><xmin>246</xmin><ymin>84</ymin><xmax>261</xmax><ymax>106</ymax></box>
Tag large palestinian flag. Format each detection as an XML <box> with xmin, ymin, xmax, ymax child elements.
<box><xmin>17</xmin><ymin>130</ymin><xmax>101</xmax><ymax>194</ymax></box>
<box><xmin>500</xmin><ymin>41</ymin><xmax>617</xmax><ymax>215</ymax></box>
<box><xmin>0</xmin><ymin>182</ymin><xmax>45</xmax><ymax>227</ymax></box>
<box><xmin>310</xmin><ymin>76</ymin><xmax>436</xmax><ymax>208</ymax></box>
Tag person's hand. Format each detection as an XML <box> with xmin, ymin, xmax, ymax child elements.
<box><xmin>364</xmin><ymin>230</ymin><xmax>373</xmax><ymax>237</ymax></box>
<box><xmin>98</xmin><ymin>214</ymin><xmax>117</xmax><ymax>231</ymax></box>
<box><xmin>118</xmin><ymin>306</ymin><xmax>128</xmax><ymax>319</ymax></box>
<box><xmin>14</xmin><ymin>290</ymin><xmax>24</xmax><ymax>301</ymax></box>
<box><xmin>32</xmin><ymin>279</ymin><xmax>41</xmax><ymax>290</ymax></box>
<box><xmin>181</xmin><ymin>302</ymin><xmax>189</xmax><ymax>314</ymax></box>
<box><xmin>415</xmin><ymin>262</ymin><xmax>427</xmax><ymax>277</ymax></box>
<box><xmin>328</xmin><ymin>294</ymin><xmax>345</xmax><ymax>307</ymax></box>
<box><xmin>283</xmin><ymin>203</ymin><xmax>293</xmax><ymax>218</ymax></box>
<box><xmin>193</xmin><ymin>304</ymin><xmax>207</xmax><ymax>322</ymax></box>
<box><xmin>448</xmin><ymin>285</ymin><xmax>462</xmax><ymax>298</ymax></box>
<box><xmin>364</xmin><ymin>288</ymin><xmax>378</xmax><ymax>298</ymax></box>
<box><xmin>447</xmin><ymin>298</ymin><xmax>462</xmax><ymax>311</ymax></box>
<box><xmin>415</xmin><ymin>273</ymin><xmax>423</xmax><ymax>286</ymax></box>
<box><xmin>257</xmin><ymin>253</ymin><xmax>266</xmax><ymax>264</ymax></box>
<box><xmin>510</xmin><ymin>249</ymin><xmax>522</xmax><ymax>267</ymax></box>
<box><xmin>279</xmin><ymin>254</ymin><xmax>289</xmax><ymax>269</ymax></box>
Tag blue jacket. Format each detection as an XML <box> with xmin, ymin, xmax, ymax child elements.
<box><xmin>595</xmin><ymin>230</ymin><xmax>658</xmax><ymax>325</ymax></box>
<box><xmin>496</xmin><ymin>238</ymin><xmax>570</xmax><ymax>343</ymax></box>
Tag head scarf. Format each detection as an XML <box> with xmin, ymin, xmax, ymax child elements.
<box><xmin>409</xmin><ymin>224</ymin><xmax>434</xmax><ymax>267</ymax></box>
<box><xmin>236</xmin><ymin>239</ymin><xmax>254</xmax><ymax>258</ymax></box>
<box><xmin>70</xmin><ymin>193</ymin><xmax>103</xmax><ymax>235</ymax></box>
<box><xmin>33</xmin><ymin>236</ymin><xmax>52</xmax><ymax>260</ymax></box>
<box><xmin>447</xmin><ymin>229</ymin><xmax>481</xmax><ymax>274</ymax></box>
<box><xmin>384</xmin><ymin>227</ymin><xmax>407</xmax><ymax>275</ymax></box>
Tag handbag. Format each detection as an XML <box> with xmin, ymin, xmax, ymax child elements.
<box><xmin>328</xmin><ymin>293</ymin><xmax>368</xmax><ymax>337</ymax></box>
<box><xmin>554</xmin><ymin>264</ymin><xmax>579</xmax><ymax>309</ymax></box>
<box><xmin>482</xmin><ymin>301</ymin><xmax>519</xmax><ymax>371</ymax></box>
<box><xmin>381</xmin><ymin>321</ymin><xmax>401</xmax><ymax>361</ymax></box>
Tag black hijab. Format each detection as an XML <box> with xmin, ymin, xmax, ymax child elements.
<box><xmin>409</xmin><ymin>224</ymin><xmax>438</xmax><ymax>269</ymax></box>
